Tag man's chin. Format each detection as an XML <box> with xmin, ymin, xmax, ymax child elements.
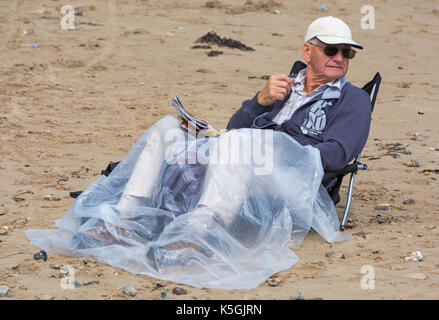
<box><xmin>325</xmin><ymin>68</ymin><xmax>346</xmax><ymax>81</ymax></box>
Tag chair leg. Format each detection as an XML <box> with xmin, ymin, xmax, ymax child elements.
<box><xmin>340</xmin><ymin>171</ymin><xmax>357</xmax><ymax>231</ymax></box>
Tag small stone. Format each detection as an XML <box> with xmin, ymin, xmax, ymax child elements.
<box><xmin>172</xmin><ymin>287</ymin><xmax>187</xmax><ymax>295</ymax></box>
<box><xmin>403</xmin><ymin>198</ymin><xmax>415</xmax><ymax>205</ymax></box>
<box><xmin>25</xmin><ymin>43</ymin><xmax>40</xmax><ymax>48</ymax></box>
<box><xmin>14</xmin><ymin>219</ymin><xmax>27</xmax><ymax>227</ymax></box>
<box><xmin>160</xmin><ymin>290</ymin><xmax>169</xmax><ymax>299</ymax></box>
<box><xmin>33</xmin><ymin>250</ymin><xmax>47</xmax><ymax>262</ymax></box>
<box><xmin>326</xmin><ymin>252</ymin><xmax>345</xmax><ymax>259</ymax></box>
<box><xmin>0</xmin><ymin>227</ymin><xmax>8</xmax><ymax>236</ymax></box>
<box><xmin>155</xmin><ymin>282</ymin><xmax>165</xmax><ymax>289</ymax></box>
<box><xmin>405</xmin><ymin>273</ymin><xmax>427</xmax><ymax>280</ymax></box>
<box><xmin>74</xmin><ymin>280</ymin><xmax>82</xmax><ymax>288</ymax></box>
<box><xmin>123</xmin><ymin>285</ymin><xmax>136</xmax><ymax>297</ymax></box>
<box><xmin>418</xmin><ymin>111</ymin><xmax>424</xmax><ymax>115</ymax></box>
<box><xmin>375</xmin><ymin>205</ymin><xmax>389</xmax><ymax>211</ymax></box>
<box><xmin>0</xmin><ymin>202</ymin><xmax>4</xmax><ymax>206</ymax></box>
<box><xmin>319</xmin><ymin>3</ymin><xmax>329</xmax><ymax>12</ymax></box>
<box><xmin>292</xmin><ymin>292</ymin><xmax>304</xmax><ymax>300</ymax></box>
<box><xmin>406</xmin><ymin>160</ymin><xmax>420</xmax><ymax>167</ymax></box>
<box><xmin>75</xmin><ymin>9</ymin><xmax>83</xmax><ymax>16</ymax></box>
<box><xmin>0</xmin><ymin>286</ymin><xmax>9</xmax><ymax>297</ymax></box>
<box><xmin>266</xmin><ymin>277</ymin><xmax>283</xmax><ymax>287</ymax></box>
<box><xmin>272</xmin><ymin>9</ymin><xmax>280</xmax><ymax>14</ymax></box>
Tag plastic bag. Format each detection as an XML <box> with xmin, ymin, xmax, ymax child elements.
<box><xmin>25</xmin><ymin>114</ymin><xmax>349</xmax><ymax>289</ymax></box>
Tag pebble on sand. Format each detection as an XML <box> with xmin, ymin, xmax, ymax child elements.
<box><xmin>0</xmin><ymin>285</ymin><xmax>9</xmax><ymax>297</ymax></box>
<box><xmin>172</xmin><ymin>287</ymin><xmax>187</xmax><ymax>295</ymax></box>
<box><xmin>406</xmin><ymin>160</ymin><xmax>420</xmax><ymax>167</ymax></box>
<box><xmin>123</xmin><ymin>285</ymin><xmax>137</xmax><ymax>297</ymax></box>
<box><xmin>265</xmin><ymin>277</ymin><xmax>283</xmax><ymax>286</ymax></box>
<box><xmin>403</xmin><ymin>198</ymin><xmax>415</xmax><ymax>205</ymax></box>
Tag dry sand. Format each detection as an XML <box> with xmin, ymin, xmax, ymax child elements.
<box><xmin>0</xmin><ymin>0</ymin><xmax>438</xmax><ymax>300</ymax></box>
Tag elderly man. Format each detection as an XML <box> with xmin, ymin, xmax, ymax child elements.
<box><xmin>227</xmin><ymin>16</ymin><xmax>372</xmax><ymax>173</ymax></box>
<box><xmin>26</xmin><ymin>16</ymin><xmax>366</xmax><ymax>279</ymax></box>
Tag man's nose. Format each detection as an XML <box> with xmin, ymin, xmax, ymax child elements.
<box><xmin>332</xmin><ymin>50</ymin><xmax>344</xmax><ymax>62</ymax></box>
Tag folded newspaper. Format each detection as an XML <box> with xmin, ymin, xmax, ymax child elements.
<box><xmin>170</xmin><ymin>96</ymin><xmax>220</xmax><ymax>137</ymax></box>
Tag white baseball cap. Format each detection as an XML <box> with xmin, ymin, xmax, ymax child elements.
<box><xmin>304</xmin><ymin>16</ymin><xmax>363</xmax><ymax>49</ymax></box>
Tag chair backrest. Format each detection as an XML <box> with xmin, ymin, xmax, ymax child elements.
<box><xmin>361</xmin><ymin>73</ymin><xmax>381</xmax><ymax>112</ymax></box>
<box><xmin>288</xmin><ymin>60</ymin><xmax>382</xmax><ymax>205</ymax></box>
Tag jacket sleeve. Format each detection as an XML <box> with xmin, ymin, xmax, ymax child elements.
<box><xmin>227</xmin><ymin>92</ymin><xmax>275</xmax><ymax>130</ymax></box>
<box><xmin>314</xmin><ymin>87</ymin><xmax>372</xmax><ymax>172</ymax></box>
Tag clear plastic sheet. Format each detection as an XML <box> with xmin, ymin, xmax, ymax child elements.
<box><xmin>25</xmin><ymin>115</ymin><xmax>350</xmax><ymax>289</ymax></box>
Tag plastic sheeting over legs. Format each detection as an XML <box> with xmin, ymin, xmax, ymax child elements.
<box><xmin>25</xmin><ymin>115</ymin><xmax>350</xmax><ymax>289</ymax></box>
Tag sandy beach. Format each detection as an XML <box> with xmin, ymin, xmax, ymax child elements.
<box><xmin>0</xmin><ymin>0</ymin><xmax>438</xmax><ymax>300</ymax></box>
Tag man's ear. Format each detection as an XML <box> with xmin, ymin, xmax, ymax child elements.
<box><xmin>302</xmin><ymin>42</ymin><xmax>311</xmax><ymax>64</ymax></box>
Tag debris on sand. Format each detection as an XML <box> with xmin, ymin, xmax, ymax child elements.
<box><xmin>191</xmin><ymin>45</ymin><xmax>212</xmax><ymax>49</ymax></box>
<box><xmin>207</xmin><ymin>50</ymin><xmax>223</xmax><ymax>57</ymax></box>
<box><xmin>33</xmin><ymin>250</ymin><xmax>48</xmax><ymax>261</ymax></box>
<box><xmin>195</xmin><ymin>32</ymin><xmax>255</xmax><ymax>51</ymax></box>
<box><xmin>404</xmin><ymin>251</ymin><xmax>423</xmax><ymax>262</ymax></box>
<box><xmin>370</xmin><ymin>214</ymin><xmax>399</xmax><ymax>224</ymax></box>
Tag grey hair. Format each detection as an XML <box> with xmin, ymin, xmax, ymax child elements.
<box><xmin>307</xmin><ymin>37</ymin><xmax>320</xmax><ymax>45</ymax></box>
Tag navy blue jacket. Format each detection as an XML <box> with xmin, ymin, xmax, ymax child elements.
<box><xmin>227</xmin><ymin>74</ymin><xmax>372</xmax><ymax>172</ymax></box>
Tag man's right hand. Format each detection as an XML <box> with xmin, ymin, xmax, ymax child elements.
<box><xmin>257</xmin><ymin>74</ymin><xmax>295</xmax><ymax>106</ymax></box>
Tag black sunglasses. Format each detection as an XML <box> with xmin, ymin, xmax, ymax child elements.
<box><xmin>309</xmin><ymin>42</ymin><xmax>356</xmax><ymax>59</ymax></box>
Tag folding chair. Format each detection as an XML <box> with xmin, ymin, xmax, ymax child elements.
<box><xmin>71</xmin><ymin>62</ymin><xmax>381</xmax><ymax>232</ymax></box>
<box><xmin>290</xmin><ymin>61</ymin><xmax>381</xmax><ymax>231</ymax></box>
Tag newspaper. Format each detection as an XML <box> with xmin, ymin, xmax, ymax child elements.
<box><xmin>170</xmin><ymin>96</ymin><xmax>220</xmax><ymax>137</ymax></box>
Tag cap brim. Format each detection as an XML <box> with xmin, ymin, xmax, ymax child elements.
<box><xmin>316</xmin><ymin>36</ymin><xmax>363</xmax><ymax>49</ymax></box>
